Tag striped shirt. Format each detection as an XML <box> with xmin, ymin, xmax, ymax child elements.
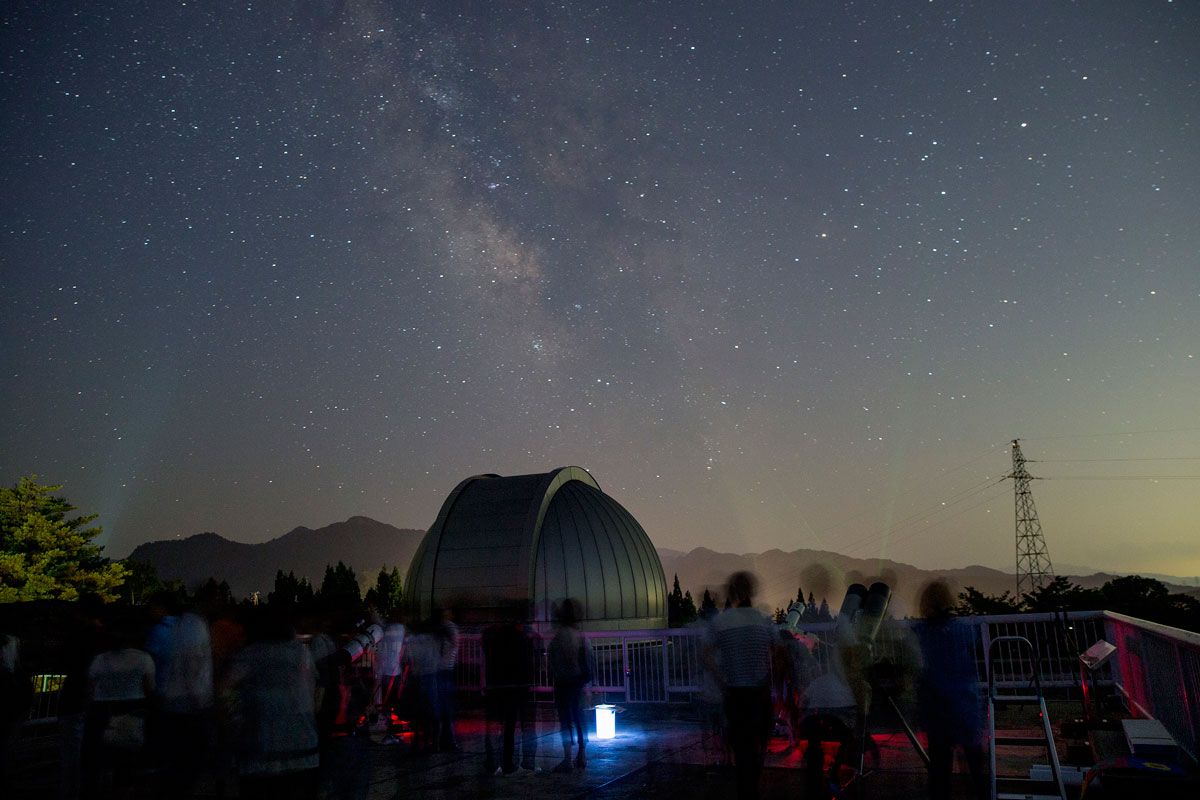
<box><xmin>712</xmin><ymin>607</ymin><xmax>775</xmax><ymax>687</ymax></box>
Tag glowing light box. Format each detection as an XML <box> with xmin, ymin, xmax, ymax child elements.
<box><xmin>595</xmin><ymin>704</ymin><xmax>616</xmax><ymax>739</ymax></box>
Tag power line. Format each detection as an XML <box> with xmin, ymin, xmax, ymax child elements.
<box><xmin>817</xmin><ymin>476</ymin><xmax>1006</xmax><ymax>558</ymax></box>
<box><xmin>1042</xmin><ymin>475</ymin><xmax>1200</xmax><ymax>481</ymax></box>
<box><xmin>794</xmin><ymin>442</ymin><xmax>1008</xmax><ymax>545</ymax></box>
<box><xmin>752</xmin><ymin>483</ymin><xmax>1011</xmax><ymax>597</ymax></box>
<box><xmin>842</xmin><ymin>486</ymin><xmax>1012</xmax><ymax>560</ymax></box>
<box><xmin>1021</xmin><ymin>426</ymin><xmax>1200</xmax><ymax>442</ymax></box>
<box><xmin>1033</xmin><ymin>457</ymin><xmax>1200</xmax><ymax>463</ymax></box>
<box><xmin>748</xmin><ymin>484</ymin><xmax>1012</xmax><ymax>604</ymax></box>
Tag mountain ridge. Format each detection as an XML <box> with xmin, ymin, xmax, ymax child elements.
<box><xmin>127</xmin><ymin>516</ymin><xmax>1198</xmax><ymax>613</ymax></box>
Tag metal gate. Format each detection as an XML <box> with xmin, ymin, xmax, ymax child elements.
<box><xmin>625</xmin><ymin>637</ymin><xmax>667</xmax><ymax>702</ymax></box>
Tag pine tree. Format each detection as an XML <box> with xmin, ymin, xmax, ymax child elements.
<box><xmin>680</xmin><ymin>589</ymin><xmax>698</xmax><ymax>625</ymax></box>
<box><xmin>0</xmin><ymin>476</ymin><xmax>126</xmax><ymax>601</ymax></box>
<box><xmin>318</xmin><ymin>561</ymin><xmax>361</xmax><ymax>610</ymax></box>
<box><xmin>365</xmin><ymin>565</ymin><xmax>403</xmax><ymax>612</ymax></box>
<box><xmin>267</xmin><ymin>570</ymin><xmax>314</xmax><ymax>608</ymax></box>
<box><xmin>668</xmin><ymin>573</ymin><xmax>687</xmax><ymax>626</ymax></box>
<box><xmin>817</xmin><ymin>598</ymin><xmax>832</xmax><ymax>622</ymax></box>
<box><xmin>700</xmin><ymin>588</ymin><xmax>717</xmax><ymax>613</ymax></box>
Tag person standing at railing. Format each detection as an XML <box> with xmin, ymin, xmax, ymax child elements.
<box><xmin>549</xmin><ymin>598</ymin><xmax>594</xmax><ymax>773</ymax></box>
<box><xmin>913</xmin><ymin>580</ymin><xmax>986</xmax><ymax>800</ymax></box>
<box><xmin>707</xmin><ymin>571</ymin><xmax>776</xmax><ymax>800</ymax></box>
<box><xmin>403</xmin><ymin>619</ymin><xmax>441</xmax><ymax>753</ymax></box>
<box><xmin>219</xmin><ymin>607</ymin><xmax>319</xmax><ymax>799</ymax></box>
<box><xmin>374</xmin><ymin>610</ymin><xmax>406</xmax><ymax>745</ymax></box>
<box><xmin>694</xmin><ymin>606</ymin><xmax>731</xmax><ymax>767</ymax></box>
<box><xmin>482</xmin><ymin>602</ymin><xmax>539</xmax><ymax>775</ymax></box>
<box><xmin>434</xmin><ymin>608</ymin><xmax>460</xmax><ymax>752</ymax></box>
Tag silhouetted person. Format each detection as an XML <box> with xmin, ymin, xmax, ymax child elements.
<box><xmin>549</xmin><ymin>598</ymin><xmax>593</xmax><ymax>773</ymax></box>
<box><xmin>482</xmin><ymin>604</ymin><xmax>538</xmax><ymax>775</ymax></box>
<box><xmin>914</xmin><ymin>580</ymin><xmax>986</xmax><ymax>800</ymax></box>
<box><xmin>57</xmin><ymin>602</ymin><xmax>102</xmax><ymax>800</ymax></box>
<box><xmin>708</xmin><ymin>571</ymin><xmax>775</xmax><ymax>800</ymax></box>
<box><xmin>1</xmin><ymin>631</ymin><xmax>32</xmax><ymax>796</ymax></box>
<box><xmin>434</xmin><ymin>608</ymin><xmax>460</xmax><ymax>751</ymax></box>
<box><xmin>220</xmin><ymin>608</ymin><xmax>318</xmax><ymax>799</ymax></box>
<box><xmin>404</xmin><ymin>620</ymin><xmax>441</xmax><ymax>753</ymax></box>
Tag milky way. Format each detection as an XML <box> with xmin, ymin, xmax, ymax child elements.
<box><xmin>2</xmin><ymin>1</ymin><xmax>1198</xmax><ymax>577</ymax></box>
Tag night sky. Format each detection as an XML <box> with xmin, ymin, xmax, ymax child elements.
<box><xmin>3</xmin><ymin>1</ymin><xmax>1198</xmax><ymax>577</ymax></box>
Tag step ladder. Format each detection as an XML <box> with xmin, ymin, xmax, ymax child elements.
<box><xmin>987</xmin><ymin>635</ymin><xmax>1066</xmax><ymax>800</ymax></box>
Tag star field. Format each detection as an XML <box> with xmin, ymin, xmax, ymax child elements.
<box><xmin>2</xmin><ymin>1</ymin><xmax>1198</xmax><ymax>576</ymax></box>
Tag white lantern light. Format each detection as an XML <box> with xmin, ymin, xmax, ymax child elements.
<box><xmin>594</xmin><ymin>704</ymin><xmax>616</xmax><ymax>740</ymax></box>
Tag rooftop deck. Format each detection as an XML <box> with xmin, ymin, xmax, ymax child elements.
<box><xmin>9</xmin><ymin>705</ymin><xmax>960</xmax><ymax>799</ymax></box>
<box><xmin>7</xmin><ymin>609</ymin><xmax>1198</xmax><ymax>798</ymax></box>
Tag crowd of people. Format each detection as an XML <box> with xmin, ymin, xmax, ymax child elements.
<box><xmin>697</xmin><ymin>572</ymin><xmax>985</xmax><ymax>800</ymax></box>
<box><xmin>0</xmin><ymin>594</ymin><xmax>473</xmax><ymax>799</ymax></box>
<box><xmin>1</xmin><ymin>576</ymin><xmax>987</xmax><ymax>800</ymax></box>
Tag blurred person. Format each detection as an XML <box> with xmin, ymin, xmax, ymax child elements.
<box><xmin>154</xmin><ymin>602</ymin><xmax>215</xmax><ymax>797</ymax></box>
<box><xmin>694</xmin><ymin>605</ymin><xmax>729</xmax><ymax>766</ymax></box>
<box><xmin>913</xmin><ymin>580</ymin><xmax>986</xmax><ymax>800</ymax></box>
<box><xmin>207</xmin><ymin>605</ymin><xmax>248</xmax><ymax>798</ymax></box>
<box><xmin>83</xmin><ymin>619</ymin><xmax>156</xmax><ymax>798</ymax></box>
<box><xmin>220</xmin><ymin>607</ymin><xmax>318</xmax><ymax>799</ymax></box>
<box><xmin>481</xmin><ymin>603</ymin><xmax>538</xmax><ymax>775</ymax></box>
<box><xmin>773</xmin><ymin>629</ymin><xmax>818</xmax><ymax>746</ymax></box>
<box><xmin>314</xmin><ymin>618</ymin><xmax>375</xmax><ymax>800</ymax></box>
<box><xmin>57</xmin><ymin>602</ymin><xmax>103</xmax><ymax>800</ymax></box>
<box><xmin>374</xmin><ymin>610</ymin><xmax>406</xmax><ymax>744</ymax></box>
<box><xmin>799</xmin><ymin>630</ymin><xmax>863</xmax><ymax>799</ymax></box>
<box><xmin>549</xmin><ymin>598</ymin><xmax>593</xmax><ymax>773</ymax></box>
<box><xmin>1</xmin><ymin>631</ymin><xmax>33</xmax><ymax>795</ymax></box>
<box><xmin>708</xmin><ymin>571</ymin><xmax>775</xmax><ymax>800</ymax></box>
<box><xmin>403</xmin><ymin>619</ymin><xmax>441</xmax><ymax>753</ymax></box>
<box><xmin>144</xmin><ymin>590</ymin><xmax>182</xmax><ymax>683</ymax></box>
<box><xmin>434</xmin><ymin>608</ymin><xmax>460</xmax><ymax>751</ymax></box>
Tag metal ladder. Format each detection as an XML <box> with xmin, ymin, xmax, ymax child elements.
<box><xmin>987</xmin><ymin>635</ymin><xmax>1067</xmax><ymax>800</ymax></box>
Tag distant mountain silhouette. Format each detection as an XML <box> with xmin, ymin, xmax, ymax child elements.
<box><xmin>127</xmin><ymin>516</ymin><xmax>425</xmax><ymax>598</ymax></box>
<box><xmin>128</xmin><ymin>518</ymin><xmax>1196</xmax><ymax>610</ymax></box>
<box><xmin>655</xmin><ymin>547</ymin><xmax>1200</xmax><ymax>617</ymax></box>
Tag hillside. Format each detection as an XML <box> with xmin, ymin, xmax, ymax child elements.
<box><xmin>127</xmin><ymin>516</ymin><xmax>1195</xmax><ymax>613</ymax></box>
<box><xmin>655</xmin><ymin>547</ymin><xmax>1200</xmax><ymax>618</ymax></box>
<box><xmin>127</xmin><ymin>516</ymin><xmax>425</xmax><ymax>598</ymax></box>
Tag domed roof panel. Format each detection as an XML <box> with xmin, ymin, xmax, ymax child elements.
<box><xmin>406</xmin><ymin>466</ymin><xmax>666</xmax><ymax>630</ymax></box>
<box><xmin>533</xmin><ymin>480</ymin><xmax>667</xmax><ymax>630</ymax></box>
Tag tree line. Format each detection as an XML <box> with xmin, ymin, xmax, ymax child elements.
<box><xmin>955</xmin><ymin>574</ymin><xmax>1200</xmax><ymax>632</ymax></box>
<box><xmin>4</xmin><ymin>475</ymin><xmax>1198</xmax><ymax>633</ymax></box>
<box><xmin>1</xmin><ymin>475</ymin><xmax>403</xmax><ymax>614</ymax></box>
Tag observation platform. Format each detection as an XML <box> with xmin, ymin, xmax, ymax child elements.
<box><xmin>7</xmin><ymin>609</ymin><xmax>1198</xmax><ymax>798</ymax></box>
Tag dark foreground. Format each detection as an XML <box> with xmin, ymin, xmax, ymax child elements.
<box><xmin>7</xmin><ymin>704</ymin><xmax>986</xmax><ymax>800</ymax></box>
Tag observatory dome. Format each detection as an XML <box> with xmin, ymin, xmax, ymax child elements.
<box><xmin>404</xmin><ymin>466</ymin><xmax>667</xmax><ymax>630</ymax></box>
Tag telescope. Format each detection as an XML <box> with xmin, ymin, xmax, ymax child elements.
<box><xmin>326</xmin><ymin>622</ymin><xmax>384</xmax><ymax>668</ymax></box>
<box><xmin>837</xmin><ymin>581</ymin><xmax>892</xmax><ymax>645</ymax></box>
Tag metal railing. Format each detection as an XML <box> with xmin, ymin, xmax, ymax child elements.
<box><xmin>453</xmin><ymin>612</ymin><xmax>1113</xmax><ymax>699</ymax></box>
<box><xmin>1104</xmin><ymin>611</ymin><xmax>1200</xmax><ymax>762</ymax></box>
<box><xmin>23</xmin><ymin>608</ymin><xmax>1196</xmax><ymax>763</ymax></box>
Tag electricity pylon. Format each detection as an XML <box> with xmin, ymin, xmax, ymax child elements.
<box><xmin>1009</xmin><ymin>439</ymin><xmax>1055</xmax><ymax>595</ymax></box>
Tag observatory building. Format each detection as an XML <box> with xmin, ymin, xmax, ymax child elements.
<box><xmin>404</xmin><ymin>466</ymin><xmax>667</xmax><ymax>631</ymax></box>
